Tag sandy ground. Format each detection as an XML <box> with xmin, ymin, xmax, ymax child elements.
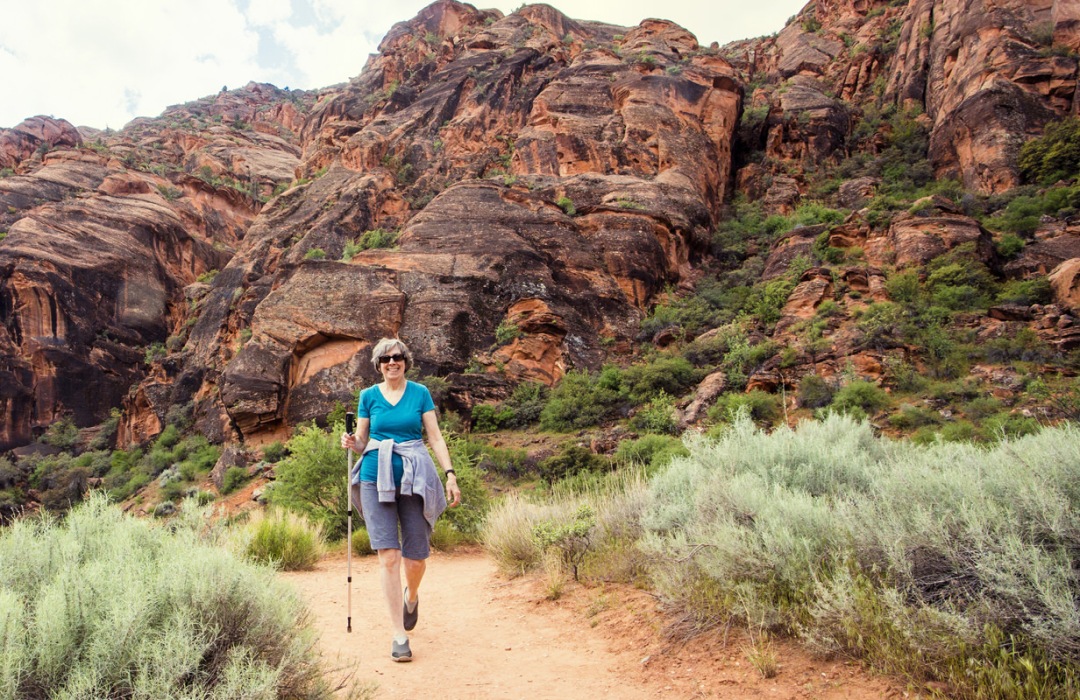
<box><xmin>280</xmin><ymin>548</ymin><xmax>912</xmax><ymax>700</ymax></box>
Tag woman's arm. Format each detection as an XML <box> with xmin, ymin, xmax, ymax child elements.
<box><xmin>422</xmin><ymin>410</ymin><xmax>461</xmax><ymax>507</ymax></box>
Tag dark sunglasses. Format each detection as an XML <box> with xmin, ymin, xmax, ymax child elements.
<box><xmin>378</xmin><ymin>353</ymin><xmax>406</xmax><ymax>365</ymax></box>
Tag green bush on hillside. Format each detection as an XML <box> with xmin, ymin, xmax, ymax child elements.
<box><xmin>613</xmin><ymin>434</ymin><xmax>689</xmax><ymax>473</ymax></box>
<box><xmin>1018</xmin><ymin>116</ymin><xmax>1080</xmax><ymax>185</ymax></box>
<box><xmin>628</xmin><ymin>392</ymin><xmax>679</xmax><ymax>435</ymax></box>
<box><xmin>707</xmin><ymin>391</ymin><xmax>783</xmax><ymax>427</ymax></box>
<box><xmin>0</xmin><ymin>494</ymin><xmax>333</xmax><ymax>699</ymax></box>
<box><xmin>620</xmin><ymin>355</ymin><xmax>698</xmax><ymax>404</ymax></box>
<box><xmin>538</xmin><ymin>444</ymin><xmax>609</xmax><ymax>484</ymax></box>
<box><xmin>539</xmin><ymin>369</ymin><xmax>623</xmax><ymax>431</ymax></box>
<box><xmin>827</xmin><ymin>379</ymin><xmax>890</xmax><ymax>418</ymax></box>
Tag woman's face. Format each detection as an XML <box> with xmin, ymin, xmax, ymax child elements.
<box><xmin>378</xmin><ymin>346</ymin><xmax>407</xmax><ymax>379</ymax></box>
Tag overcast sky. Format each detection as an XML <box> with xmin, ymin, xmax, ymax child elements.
<box><xmin>0</xmin><ymin>0</ymin><xmax>807</xmax><ymax>131</ymax></box>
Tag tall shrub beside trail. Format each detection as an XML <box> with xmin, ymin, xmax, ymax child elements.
<box><xmin>641</xmin><ymin>414</ymin><xmax>1080</xmax><ymax>697</ymax></box>
<box><xmin>0</xmin><ymin>494</ymin><xmax>336</xmax><ymax>700</ymax></box>
<box><xmin>269</xmin><ymin>421</ymin><xmax>350</xmax><ymax>540</ymax></box>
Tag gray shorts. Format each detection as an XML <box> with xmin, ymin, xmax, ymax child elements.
<box><xmin>352</xmin><ymin>480</ymin><xmax>431</xmax><ymax>560</ymax></box>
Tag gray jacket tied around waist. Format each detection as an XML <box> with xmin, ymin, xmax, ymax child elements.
<box><xmin>351</xmin><ymin>438</ymin><xmax>447</xmax><ymax>530</ymax></box>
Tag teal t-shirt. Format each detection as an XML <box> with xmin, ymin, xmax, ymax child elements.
<box><xmin>356</xmin><ymin>381</ymin><xmax>436</xmax><ymax>485</ymax></box>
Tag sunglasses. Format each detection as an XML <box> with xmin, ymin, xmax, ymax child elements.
<box><xmin>378</xmin><ymin>353</ymin><xmax>406</xmax><ymax>365</ymax></box>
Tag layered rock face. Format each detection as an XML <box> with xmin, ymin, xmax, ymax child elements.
<box><xmin>734</xmin><ymin>0</ymin><xmax>1078</xmax><ymax>194</ymax></box>
<box><xmin>0</xmin><ymin>0</ymin><xmax>1078</xmax><ymax>450</ymax></box>
<box><xmin>0</xmin><ymin>85</ymin><xmax>314</xmax><ymax>450</ymax></box>
<box><xmin>209</xmin><ymin>1</ymin><xmax>738</xmax><ymax>437</ymax></box>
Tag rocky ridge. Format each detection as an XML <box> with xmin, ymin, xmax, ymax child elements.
<box><xmin>0</xmin><ymin>0</ymin><xmax>1077</xmax><ymax>458</ymax></box>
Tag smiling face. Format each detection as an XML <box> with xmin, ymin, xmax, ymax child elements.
<box><xmin>372</xmin><ymin>338</ymin><xmax>410</xmax><ymax>382</ymax></box>
<box><xmin>378</xmin><ymin>348</ymin><xmax>406</xmax><ymax>379</ymax></box>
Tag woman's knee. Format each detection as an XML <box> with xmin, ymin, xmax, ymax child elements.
<box><xmin>376</xmin><ymin>548</ymin><xmax>402</xmax><ymax>570</ymax></box>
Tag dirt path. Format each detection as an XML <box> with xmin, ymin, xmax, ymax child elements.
<box><xmin>280</xmin><ymin>549</ymin><xmax>906</xmax><ymax>700</ymax></box>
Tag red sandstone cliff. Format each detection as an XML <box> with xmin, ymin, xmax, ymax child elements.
<box><xmin>0</xmin><ymin>0</ymin><xmax>1077</xmax><ymax>452</ymax></box>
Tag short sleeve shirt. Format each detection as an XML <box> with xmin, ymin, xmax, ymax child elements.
<box><xmin>356</xmin><ymin>380</ymin><xmax>436</xmax><ymax>484</ymax></box>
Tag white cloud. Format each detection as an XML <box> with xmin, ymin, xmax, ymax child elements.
<box><xmin>0</xmin><ymin>0</ymin><xmax>805</xmax><ymax>130</ymax></box>
<box><xmin>245</xmin><ymin>0</ymin><xmax>293</xmax><ymax>26</ymax></box>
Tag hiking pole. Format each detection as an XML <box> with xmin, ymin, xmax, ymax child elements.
<box><xmin>345</xmin><ymin>411</ymin><xmax>355</xmax><ymax>633</ymax></box>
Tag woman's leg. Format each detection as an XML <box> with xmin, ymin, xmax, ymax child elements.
<box><xmin>376</xmin><ymin>548</ymin><xmax>407</xmax><ymax>638</ymax></box>
<box><xmin>403</xmin><ymin>557</ymin><xmax>426</xmax><ymax>605</ymax></box>
<box><xmin>398</xmin><ymin>494</ymin><xmax>431</xmax><ymax>617</ymax></box>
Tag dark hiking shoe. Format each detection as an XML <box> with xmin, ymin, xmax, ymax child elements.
<box><xmin>392</xmin><ymin>638</ymin><xmax>412</xmax><ymax>662</ymax></box>
<box><xmin>403</xmin><ymin>587</ymin><xmax>419</xmax><ymax>631</ymax></box>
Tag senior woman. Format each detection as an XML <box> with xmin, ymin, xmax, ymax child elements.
<box><xmin>340</xmin><ymin>337</ymin><xmax>461</xmax><ymax>662</ymax></box>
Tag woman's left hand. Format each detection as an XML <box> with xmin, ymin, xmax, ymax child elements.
<box><xmin>446</xmin><ymin>474</ymin><xmax>461</xmax><ymax>507</ymax></box>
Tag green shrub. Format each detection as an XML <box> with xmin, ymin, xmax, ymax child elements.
<box><xmin>628</xmin><ymin>392</ymin><xmax>678</xmax><ymax>435</ymax></box>
<box><xmin>708</xmin><ymin>390</ymin><xmax>783</xmax><ymax>426</ymax></box>
<box><xmin>356</xmin><ymin>228</ymin><xmax>400</xmax><ymax>250</ymax></box>
<box><xmin>494</xmin><ymin>319</ymin><xmax>521</xmax><ymax>345</ymax></box>
<box><xmin>887</xmin><ymin>404</ymin><xmax>942</xmax><ymax>430</ymax></box>
<box><xmin>0</xmin><ymin>494</ymin><xmax>334</xmax><ymax>698</ymax></box>
<box><xmin>441</xmin><ymin>438</ymin><xmax>491</xmax><ymax>540</ymax></box>
<box><xmin>620</xmin><ymin>355</ymin><xmax>698</xmax><ymax>404</ymax></box>
<box><xmin>539</xmin><ymin>370</ymin><xmax>623</xmax><ymax>431</ymax></box>
<box><xmin>538</xmin><ymin>445</ymin><xmax>608</xmax><ymax>484</ymax></box>
<box><xmin>1018</xmin><ymin>116</ymin><xmax>1080</xmax><ymax>184</ymax></box>
<box><xmin>262</xmin><ymin>441</ymin><xmax>288</xmax><ymax>463</ymax></box>
<box><xmin>932</xmin><ymin>283</ymin><xmax>990</xmax><ymax>310</ymax></box>
<box><xmin>221</xmin><ymin>466</ymin><xmax>250</xmax><ymax>495</ymax></box>
<box><xmin>613</xmin><ymin>434</ymin><xmax>689</xmax><ymax>472</ymax></box>
<box><xmin>533</xmin><ymin>504</ymin><xmax>596</xmax><ymax>581</ymax></box>
<box><xmin>245</xmin><ymin>509</ymin><xmax>324</xmax><ymax>570</ymax></box>
<box><xmin>471</xmin><ymin>403</ymin><xmax>515</xmax><ymax>432</ymax></box>
<box><xmin>482</xmin><ymin>495</ymin><xmax>546</xmax><ymax>576</ymax></box>
<box><xmin>431</xmin><ymin>518</ymin><xmax>465</xmax><ymax>551</ymax></box>
<box><xmin>350</xmin><ymin>526</ymin><xmax>374</xmax><ymax>556</ymax></box>
<box><xmin>983</xmin><ymin>327</ymin><xmax>1052</xmax><ymax>363</ymax></box>
<box><xmin>925</xmin><ymin>260</ymin><xmax>997</xmax><ymax>311</ymax></box>
<box><xmin>39</xmin><ymin>417</ymin><xmax>79</xmax><ymax>450</ymax></box>
<box><xmin>156</xmin><ymin>423</ymin><xmax>181</xmax><ymax>449</ymax></box>
<box><xmin>715</xmin><ymin>330</ymin><xmax>778</xmax><ymax>390</ymax></box>
<box><xmin>995</xmin><ymin>232</ymin><xmax>1027</xmax><ymax>259</ymax></box>
<box><xmin>641</xmin><ymin>414</ymin><xmax>1080</xmax><ymax>697</ymax></box>
<box><xmin>997</xmin><ymin>277</ymin><xmax>1053</xmax><ymax>306</ymax></box>
<box><xmin>963</xmin><ymin>396</ymin><xmax>1003</xmax><ymax>421</ymax></box>
<box><xmin>983</xmin><ymin>411</ymin><xmax>1041</xmax><ymax>440</ymax></box>
<box><xmin>500</xmin><ymin>381</ymin><xmax>549</xmax><ymax>428</ymax></box>
<box><xmin>797</xmin><ymin>374</ymin><xmax>834</xmax><ymax>409</ymax></box>
<box><xmin>830</xmin><ymin>380</ymin><xmax>890</xmax><ymax>416</ymax></box>
<box><xmin>303</xmin><ymin>247</ymin><xmax>326</xmax><ymax>261</ymax></box>
<box><xmin>752</xmin><ymin>277</ymin><xmax>796</xmax><ymax>326</ymax></box>
<box><xmin>177</xmin><ymin>438</ymin><xmax>220</xmax><ymax>480</ymax></box>
<box><xmin>556</xmin><ymin>195</ymin><xmax>576</xmax><ymax>216</ymax></box>
<box><xmin>269</xmin><ymin>422</ymin><xmax>351</xmax><ymax>539</ymax></box>
<box><xmin>640</xmin><ymin>294</ymin><xmax>718</xmax><ymax>338</ymax></box>
<box><xmin>341</xmin><ymin>239</ymin><xmax>363</xmax><ymax>261</ymax></box>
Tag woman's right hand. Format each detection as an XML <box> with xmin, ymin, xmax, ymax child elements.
<box><xmin>341</xmin><ymin>432</ymin><xmax>356</xmax><ymax>452</ymax></box>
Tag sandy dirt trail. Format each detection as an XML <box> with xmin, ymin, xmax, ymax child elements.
<box><xmin>281</xmin><ymin>549</ymin><xmax>904</xmax><ymax>700</ymax></box>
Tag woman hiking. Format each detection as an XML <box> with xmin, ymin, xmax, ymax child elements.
<box><xmin>341</xmin><ymin>337</ymin><xmax>461</xmax><ymax>661</ymax></box>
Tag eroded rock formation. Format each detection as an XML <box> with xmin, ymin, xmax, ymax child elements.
<box><xmin>0</xmin><ymin>0</ymin><xmax>1078</xmax><ymax>452</ymax></box>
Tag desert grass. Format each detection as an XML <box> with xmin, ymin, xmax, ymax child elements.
<box><xmin>244</xmin><ymin>508</ymin><xmax>325</xmax><ymax>571</ymax></box>
<box><xmin>642</xmin><ymin>413</ymin><xmax>1080</xmax><ymax>697</ymax></box>
<box><xmin>0</xmin><ymin>494</ymin><xmax>342</xmax><ymax>699</ymax></box>
<box><xmin>483</xmin><ymin>412</ymin><xmax>1080</xmax><ymax>697</ymax></box>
